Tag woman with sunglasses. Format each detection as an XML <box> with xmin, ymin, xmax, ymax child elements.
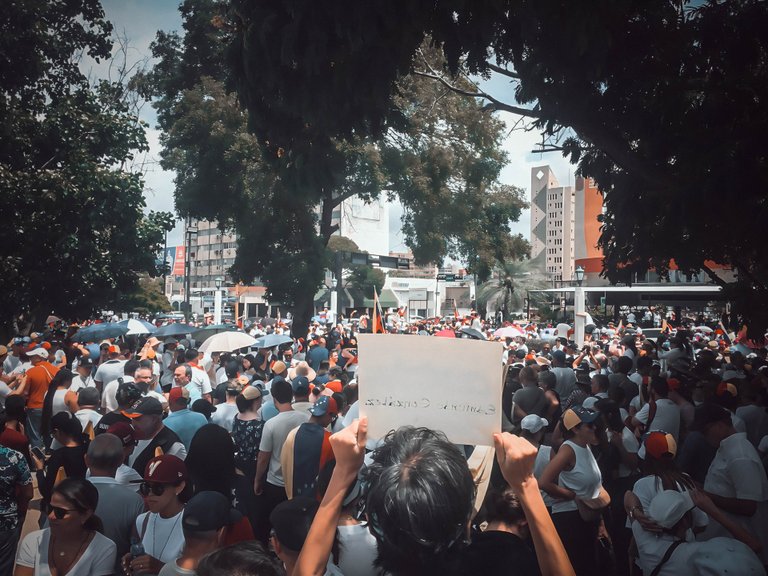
<box><xmin>123</xmin><ymin>455</ymin><xmax>189</xmax><ymax>575</ymax></box>
<box><xmin>540</xmin><ymin>405</ymin><xmax>605</xmax><ymax>576</ymax></box>
<box><xmin>15</xmin><ymin>477</ymin><xmax>116</xmax><ymax>575</ymax></box>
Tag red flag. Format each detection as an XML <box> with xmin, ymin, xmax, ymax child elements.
<box><xmin>372</xmin><ymin>287</ymin><xmax>384</xmax><ymax>334</ymax></box>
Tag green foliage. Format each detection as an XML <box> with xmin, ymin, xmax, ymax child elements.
<box><xmin>346</xmin><ymin>267</ymin><xmax>386</xmax><ymax>303</ymax></box>
<box><xmin>476</xmin><ymin>260</ymin><xmax>547</xmax><ymax>320</ymax></box>
<box><xmin>0</xmin><ymin>0</ymin><xmax>174</xmax><ymax>330</ymax></box>
<box><xmin>117</xmin><ymin>275</ymin><xmax>172</xmax><ymax>315</ymax></box>
<box><xmin>143</xmin><ymin>0</ymin><xmax>528</xmax><ymax>333</ymax></box>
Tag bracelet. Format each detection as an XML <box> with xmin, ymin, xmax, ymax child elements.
<box><xmin>629</xmin><ymin>505</ymin><xmax>642</xmax><ymax>520</ymax></box>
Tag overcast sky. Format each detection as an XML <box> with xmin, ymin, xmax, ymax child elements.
<box><xmin>99</xmin><ymin>0</ymin><xmax>576</xmax><ymax>250</ymax></box>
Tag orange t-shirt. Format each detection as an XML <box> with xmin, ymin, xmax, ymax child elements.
<box><xmin>25</xmin><ymin>361</ymin><xmax>60</xmax><ymax>409</ymax></box>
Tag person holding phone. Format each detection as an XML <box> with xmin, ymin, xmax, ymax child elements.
<box><xmin>123</xmin><ymin>455</ymin><xmax>189</xmax><ymax>575</ymax></box>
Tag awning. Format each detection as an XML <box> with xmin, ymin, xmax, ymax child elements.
<box><xmin>362</xmin><ymin>288</ymin><xmax>399</xmax><ymax>308</ymax></box>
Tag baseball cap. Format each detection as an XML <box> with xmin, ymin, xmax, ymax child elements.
<box><xmin>271</xmin><ymin>360</ymin><xmax>287</xmax><ymax>375</ymax></box>
<box><xmin>582</xmin><ymin>396</ymin><xmax>600</xmax><ymax>411</ymax></box>
<box><xmin>108</xmin><ymin>345</ymin><xmax>121</xmax><ymax>355</ymax></box>
<box><xmin>191</xmin><ymin>398</ymin><xmax>216</xmax><ymax>417</ymax></box>
<box><xmin>26</xmin><ymin>347</ymin><xmax>49</xmax><ymax>359</ymax></box>
<box><xmin>648</xmin><ymin>490</ymin><xmax>694</xmax><ymax>529</ymax></box>
<box><xmin>164</xmin><ymin>338</ymin><xmax>178</xmax><ymax>345</ymax></box>
<box><xmin>141</xmin><ymin>454</ymin><xmax>187</xmax><ymax>484</ymax></box>
<box><xmin>309</xmin><ymin>395</ymin><xmax>338</xmax><ymax>417</ymax></box>
<box><xmin>122</xmin><ymin>396</ymin><xmax>164</xmax><ymax>418</ymax></box>
<box><xmin>169</xmin><ymin>387</ymin><xmax>190</xmax><ymax>405</ymax></box>
<box><xmin>240</xmin><ymin>385</ymin><xmax>263</xmax><ymax>401</ymax></box>
<box><xmin>520</xmin><ymin>414</ymin><xmax>548</xmax><ymax>434</ymax></box>
<box><xmin>182</xmin><ymin>491</ymin><xmax>241</xmax><ymax>532</ymax></box>
<box><xmin>270</xmin><ymin>496</ymin><xmax>319</xmax><ymax>552</ymax></box>
<box><xmin>716</xmin><ymin>381</ymin><xmax>738</xmax><ymax>398</ymax></box>
<box><xmin>551</xmin><ymin>350</ymin><xmax>566</xmax><ymax>363</ymax></box>
<box><xmin>115</xmin><ymin>382</ymin><xmax>142</xmax><ymax>407</ymax></box>
<box><xmin>0</xmin><ymin>345</ymin><xmax>7</xmax><ymax>356</ymax></box>
<box><xmin>640</xmin><ymin>431</ymin><xmax>677</xmax><ymax>460</ymax></box>
<box><xmin>690</xmin><ymin>402</ymin><xmax>732</xmax><ymax>431</ymax></box>
<box><xmin>78</xmin><ymin>357</ymin><xmax>94</xmax><ymax>368</ymax></box>
<box><xmin>292</xmin><ymin>376</ymin><xmax>310</xmax><ymax>395</ymax></box>
<box><xmin>561</xmin><ymin>405</ymin><xmax>599</xmax><ymax>430</ymax></box>
<box><xmin>107</xmin><ymin>422</ymin><xmax>137</xmax><ymax>447</ymax></box>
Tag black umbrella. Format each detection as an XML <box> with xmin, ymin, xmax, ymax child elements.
<box><xmin>460</xmin><ymin>327</ymin><xmax>487</xmax><ymax>340</ymax></box>
<box><xmin>154</xmin><ymin>323</ymin><xmax>197</xmax><ymax>338</ymax></box>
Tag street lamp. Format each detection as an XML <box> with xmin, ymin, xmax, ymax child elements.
<box><xmin>330</xmin><ymin>277</ymin><xmax>338</xmax><ymax>323</ymax></box>
<box><xmin>575</xmin><ymin>265</ymin><xmax>585</xmax><ymax>287</ymax></box>
<box><xmin>213</xmin><ymin>276</ymin><xmax>224</xmax><ymax>325</ymax></box>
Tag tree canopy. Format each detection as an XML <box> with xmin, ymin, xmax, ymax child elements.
<box><xmin>227</xmin><ymin>0</ymin><xmax>768</xmax><ymax>336</ymax></box>
<box><xmin>0</xmin><ymin>0</ymin><xmax>174</xmax><ymax>333</ymax></box>
<box><xmin>140</xmin><ymin>0</ymin><xmax>528</xmax><ymax>332</ymax></box>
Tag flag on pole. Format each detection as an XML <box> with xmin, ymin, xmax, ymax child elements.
<box><xmin>372</xmin><ymin>287</ymin><xmax>384</xmax><ymax>334</ymax></box>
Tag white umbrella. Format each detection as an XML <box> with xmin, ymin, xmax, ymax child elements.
<box><xmin>493</xmin><ymin>325</ymin><xmax>525</xmax><ymax>339</ymax></box>
<box><xmin>198</xmin><ymin>331</ymin><xmax>257</xmax><ymax>353</ymax></box>
<box><xmin>693</xmin><ymin>325</ymin><xmax>714</xmax><ymax>334</ymax></box>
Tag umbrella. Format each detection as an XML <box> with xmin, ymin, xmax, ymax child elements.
<box><xmin>45</xmin><ymin>315</ymin><xmax>62</xmax><ymax>325</ymax></box>
<box><xmin>460</xmin><ymin>327</ymin><xmax>486</xmax><ymax>340</ymax></box>
<box><xmin>494</xmin><ymin>325</ymin><xmax>525</xmax><ymax>339</ymax></box>
<box><xmin>693</xmin><ymin>325</ymin><xmax>714</xmax><ymax>334</ymax></box>
<box><xmin>253</xmin><ymin>333</ymin><xmax>293</xmax><ymax>349</ymax></box>
<box><xmin>154</xmin><ymin>323</ymin><xmax>197</xmax><ymax>338</ymax></box>
<box><xmin>434</xmin><ymin>328</ymin><xmax>456</xmax><ymax>338</ymax></box>
<box><xmin>198</xmin><ymin>331</ymin><xmax>257</xmax><ymax>353</ymax></box>
<box><xmin>71</xmin><ymin>323</ymin><xmax>128</xmax><ymax>342</ymax></box>
<box><xmin>260</xmin><ymin>317</ymin><xmax>277</xmax><ymax>327</ymax></box>
<box><xmin>117</xmin><ymin>319</ymin><xmax>157</xmax><ymax>335</ymax></box>
<box><xmin>192</xmin><ymin>324</ymin><xmax>238</xmax><ymax>343</ymax></box>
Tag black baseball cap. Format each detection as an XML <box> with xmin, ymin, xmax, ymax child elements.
<box><xmin>270</xmin><ymin>497</ymin><xmax>318</xmax><ymax>552</ymax></box>
<box><xmin>182</xmin><ymin>491</ymin><xmax>241</xmax><ymax>532</ymax></box>
<box><xmin>122</xmin><ymin>396</ymin><xmax>163</xmax><ymax>418</ymax></box>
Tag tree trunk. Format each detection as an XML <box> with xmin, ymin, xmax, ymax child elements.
<box><xmin>290</xmin><ymin>289</ymin><xmax>314</xmax><ymax>339</ymax></box>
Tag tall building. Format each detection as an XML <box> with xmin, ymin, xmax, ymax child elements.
<box><xmin>531</xmin><ymin>166</ymin><xmax>575</xmax><ymax>282</ymax></box>
<box><xmin>573</xmin><ymin>175</ymin><xmax>604</xmax><ymax>281</ymax></box>
<box><xmin>332</xmin><ymin>196</ymin><xmax>390</xmax><ymax>255</ymax></box>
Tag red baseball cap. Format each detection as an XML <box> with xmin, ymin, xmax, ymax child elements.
<box><xmin>168</xmin><ymin>387</ymin><xmax>190</xmax><ymax>404</ymax></box>
<box><xmin>644</xmin><ymin>431</ymin><xmax>677</xmax><ymax>460</ymax></box>
<box><xmin>142</xmin><ymin>454</ymin><xmax>187</xmax><ymax>484</ymax></box>
<box><xmin>107</xmin><ymin>422</ymin><xmax>136</xmax><ymax>447</ymax></box>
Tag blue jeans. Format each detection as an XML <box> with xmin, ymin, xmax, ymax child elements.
<box><xmin>26</xmin><ymin>408</ymin><xmax>43</xmax><ymax>448</ymax></box>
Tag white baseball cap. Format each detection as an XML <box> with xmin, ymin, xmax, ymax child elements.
<box><xmin>648</xmin><ymin>490</ymin><xmax>694</xmax><ymax>529</ymax></box>
<box><xmin>520</xmin><ymin>414</ymin><xmax>548</xmax><ymax>434</ymax></box>
<box><xmin>26</xmin><ymin>347</ymin><xmax>49</xmax><ymax>359</ymax></box>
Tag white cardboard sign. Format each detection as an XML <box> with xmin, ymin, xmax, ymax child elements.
<box><xmin>357</xmin><ymin>334</ymin><xmax>504</xmax><ymax>446</ymax></box>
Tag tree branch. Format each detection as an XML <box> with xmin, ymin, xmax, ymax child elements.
<box><xmin>486</xmin><ymin>62</ymin><xmax>521</xmax><ymax>79</ymax></box>
<box><xmin>701</xmin><ymin>263</ymin><xmax>727</xmax><ymax>287</ymax></box>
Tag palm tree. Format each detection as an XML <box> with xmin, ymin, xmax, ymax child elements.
<box><xmin>476</xmin><ymin>260</ymin><xmax>547</xmax><ymax>320</ymax></box>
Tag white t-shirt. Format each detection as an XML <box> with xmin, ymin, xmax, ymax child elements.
<box><xmin>102</xmin><ymin>375</ymin><xmax>134</xmax><ymax>412</ymax></box>
<box><xmin>16</xmin><ymin>528</ymin><xmax>116</xmax><ymax>576</ymax></box>
<box><xmin>336</xmin><ymin>522</ymin><xmax>379</xmax><ymax>576</ymax></box>
<box><xmin>211</xmin><ymin>402</ymin><xmax>239</xmax><ymax>433</ymax></box>
<box><xmin>75</xmin><ymin>408</ymin><xmax>103</xmax><ymax>433</ymax></box>
<box><xmin>703</xmin><ymin>432</ymin><xmax>768</xmax><ymax>563</ymax></box>
<box><xmin>69</xmin><ymin>374</ymin><xmax>96</xmax><ymax>392</ymax></box>
<box><xmin>135</xmin><ymin>511</ymin><xmax>185</xmax><ymax>564</ymax></box>
<box><xmin>610</xmin><ymin>427</ymin><xmax>640</xmax><ymax>478</ymax></box>
<box><xmin>94</xmin><ymin>359</ymin><xmax>126</xmax><ymax>387</ymax></box>
<box><xmin>635</xmin><ymin>399</ymin><xmax>681</xmax><ymax>441</ymax></box>
<box><xmin>3</xmin><ymin>353</ymin><xmax>20</xmax><ymax>374</ymax></box>
<box><xmin>51</xmin><ymin>389</ymin><xmax>69</xmax><ymax>416</ymax></box>
<box><xmin>260</xmin><ymin>409</ymin><xmax>310</xmax><ymax>486</ymax></box>
<box><xmin>189</xmin><ymin>365</ymin><xmax>212</xmax><ymax>397</ymax></box>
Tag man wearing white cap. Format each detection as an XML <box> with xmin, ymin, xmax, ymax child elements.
<box><xmin>20</xmin><ymin>347</ymin><xmax>59</xmax><ymax>448</ymax></box>
<box><xmin>632</xmin><ymin>489</ymin><xmax>763</xmax><ymax>575</ymax></box>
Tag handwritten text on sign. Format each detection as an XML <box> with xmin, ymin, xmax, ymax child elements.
<box><xmin>358</xmin><ymin>334</ymin><xmax>503</xmax><ymax>446</ymax></box>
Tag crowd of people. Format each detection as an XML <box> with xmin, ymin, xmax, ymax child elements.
<box><xmin>0</xmin><ymin>313</ymin><xmax>767</xmax><ymax>575</ymax></box>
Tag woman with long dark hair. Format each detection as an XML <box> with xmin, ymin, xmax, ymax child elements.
<box><xmin>41</xmin><ymin>369</ymin><xmax>74</xmax><ymax>444</ymax></box>
<box><xmin>231</xmin><ymin>386</ymin><xmax>264</xmax><ymax>533</ymax></box>
<box><xmin>14</xmin><ymin>478</ymin><xmax>116</xmax><ymax>575</ymax></box>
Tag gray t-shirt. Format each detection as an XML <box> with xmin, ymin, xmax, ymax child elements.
<box><xmin>260</xmin><ymin>409</ymin><xmax>310</xmax><ymax>486</ymax></box>
<box><xmin>211</xmin><ymin>402</ymin><xmax>239</xmax><ymax>433</ymax></box>
<box><xmin>94</xmin><ymin>359</ymin><xmax>127</xmax><ymax>386</ymax></box>
<box><xmin>90</xmin><ymin>477</ymin><xmax>145</xmax><ymax>570</ymax></box>
<box><xmin>512</xmin><ymin>386</ymin><xmax>548</xmax><ymax>424</ymax></box>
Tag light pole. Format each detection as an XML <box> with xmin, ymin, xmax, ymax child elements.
<box><xmin>213</xmin><ymin>276</ymin><xmax>224</xmax><ymax>325</ymax></box>
<box><xmin>330</xmin><ymin>277</ymin><xmax>338</xmax><ymax>324</ymax></box>
<box><xmin>183</xmin><ymin>220</ymin><xmax>198</xmax><ymax>321</ymax></box>
<box><xmin>574</xmin><ymin>265</ymin><xmax>586</xmax><ymax>346</ymax></box>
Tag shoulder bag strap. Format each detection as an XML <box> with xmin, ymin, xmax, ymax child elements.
<box><xmin>649</xmin><ymin>540</ymin><xmax>684</xmax><ymax>576</ymax></box>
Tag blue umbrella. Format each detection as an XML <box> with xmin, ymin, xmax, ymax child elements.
<box><xmin>253</xmin><ymin>333</ymin><xmax>293</xmax><ymax>349</ymax></box>
<box><xmin>154</xmin><ymin>323</ymin><xmax>197</xmax><ymax>338</ymax></box>
<box><xmin>71</xmin><ymin>323</ymin><xmax>128</xmax><ymax>342</ymax></box>
<box><xmin>192</xmin><ymin>324</ymin><xmax>238</xmax><ymax>343</ymax></box>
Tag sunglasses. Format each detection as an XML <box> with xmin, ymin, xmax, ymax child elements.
<box><xmin>50</xmin><ymin>506</ymin><xmax>76</xmax><ymax>519</ymax></box>
<box><xmin>139</xmin><ymin>482</ymin><xmax>171</xmax><ymax>497</ymax></box>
